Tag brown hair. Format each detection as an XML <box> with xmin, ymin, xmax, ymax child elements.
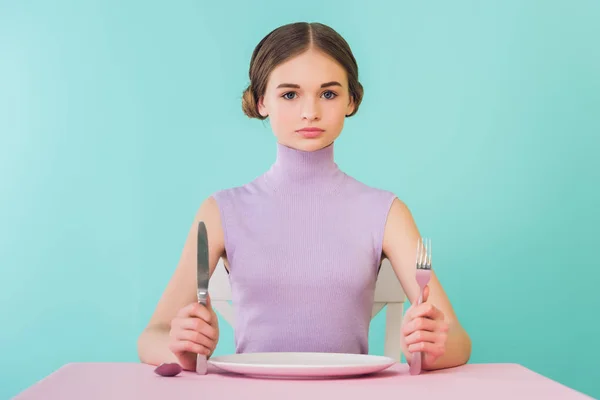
<box><xmin>242</xmin><ymin>22</ymin><xmax>364</xmax><ymax>120</ymax></box>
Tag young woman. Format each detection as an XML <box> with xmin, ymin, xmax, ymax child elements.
<box><xmin>138</xmin><ymin>22</ymin><xmax>471</xmax><ymax>372</ymax></box>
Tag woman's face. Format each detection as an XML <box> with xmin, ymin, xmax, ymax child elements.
<box><xmin>258</xmin><ymin>48</ymin><xmax>355</xmax><ymax>152</ymax></box>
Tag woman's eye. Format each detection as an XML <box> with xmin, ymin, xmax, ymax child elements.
<box><xmin>282</xmin><ymin>92</ymin><xmax>297</xmax><ymax>100</ymax></box>
<box><xmin>322</xmin><ymin>91</ymin><xmax>337</xmax><ymax>100</ymax></box>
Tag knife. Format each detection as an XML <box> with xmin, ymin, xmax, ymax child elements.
<box><xmin>196</xmin><ymin>220</ymin><xmax>209</xmax><ymax>375</ymax></box>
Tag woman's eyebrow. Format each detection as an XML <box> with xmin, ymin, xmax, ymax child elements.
<box><xmin>276</xmin><ymin>81</ymin><xmax>342</xmax><ymax>89</ymax></box>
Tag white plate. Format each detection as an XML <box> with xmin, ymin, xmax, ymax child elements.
<box><xmin>209</xmin><ymin>352</ymin><xmax>396</xmax><ymax>379</ymax></box>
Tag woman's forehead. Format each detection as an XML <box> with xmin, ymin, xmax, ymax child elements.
<box><xmin>268</xmin><ymin>50</ymin><xmax>347</xmax><ymax>89</ymax></box>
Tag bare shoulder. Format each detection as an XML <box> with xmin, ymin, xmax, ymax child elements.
<box><xmin>382</xmin><ymin>198</ymin><xmax>418</xmax><ymax>251</ymax></box>
<box><xmin>193</xmin><ymin>195</ymin><xmax>226</xmax><ymax>274</ymax></box>
<box><xmin>198</xmin><ymin>196</ymin><xmax>224</xmax><ymax>242</ymax></box>
<box><xmin>385</xmin><ymin>197</ymin><xmax>414</xmax><ymax>225</ymax></box>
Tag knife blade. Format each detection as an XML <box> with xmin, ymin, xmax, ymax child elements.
<box><xmin>196</xmin><ymin>220</ymin><xmax>209</xmax><ymax>375</ymax></box>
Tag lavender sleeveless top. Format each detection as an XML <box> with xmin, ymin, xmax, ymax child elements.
<box><xmin>212</xmin><ymin>142</ymin><xmax>397</xmax><ymax>354</ymax></box>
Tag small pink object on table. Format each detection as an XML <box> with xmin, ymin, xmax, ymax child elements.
<box><xmin>14</xmin><ymin>362</ymin><xmax>591</xmax><ymax>400</ymax></box>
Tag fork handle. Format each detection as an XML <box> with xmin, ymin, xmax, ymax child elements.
<box><xmin>409</xmin><ymin>292</ymin><xmax>424</xmax><ymax>375</ymax></box>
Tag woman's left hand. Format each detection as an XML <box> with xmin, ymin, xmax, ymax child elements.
<box><xmin>400</xmin><ymin>285</ymin><xmax>450</xmax><ymax>367</ymax></box>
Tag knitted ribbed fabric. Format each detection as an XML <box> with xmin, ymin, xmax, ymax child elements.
<box><xmin>212</xmin><ymin>142</ymin><xmax>396</xmax><ymax>354</ymax></box>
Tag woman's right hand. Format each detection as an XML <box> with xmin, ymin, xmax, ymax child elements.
<box><xmin>168</xmin><ymin>295</ymin><xmax>219</xmax><ymax>371</ymax></box>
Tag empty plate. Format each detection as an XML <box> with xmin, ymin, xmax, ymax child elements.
<box><xmin>209</xmin><ymin>352</ymin><xmax>396</xmax><ymax>379</ymax></box>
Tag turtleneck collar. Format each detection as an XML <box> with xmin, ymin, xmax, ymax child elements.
<box><xmin>264</xmin><ymin>142</ymin><xmax>345</xmax><ymax>192</ymax></box>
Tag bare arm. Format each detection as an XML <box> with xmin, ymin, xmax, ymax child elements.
<box><xmin>137</xmin><ymin>196</ymin><xmax>225</xmax><ymax>368</ymax></box>
<box><xmin>382</xmin><ymin>198</ymin><xmax>471</xmax><ymax>370</ymax></box>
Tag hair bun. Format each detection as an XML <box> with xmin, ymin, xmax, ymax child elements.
<box><xmin>242</xmin><ymin>86</ymin><xmax>265</xmax><ymax>120</ymax></box>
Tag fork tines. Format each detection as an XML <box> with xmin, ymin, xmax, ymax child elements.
<box><xmin>416</xmin><ymin>237</ymin><xmax>432</xmax><ymax>270</ymax></box>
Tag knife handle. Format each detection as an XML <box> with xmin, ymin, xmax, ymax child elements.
<box><xmin>409</xmin><ymin>351</ymin><xmax>422</xmax><ymax>375</ymax></box>
<box><xmin>196</xmin><ymin>353</ymin><xmax>207</xmax><ymax>375</ymax></box>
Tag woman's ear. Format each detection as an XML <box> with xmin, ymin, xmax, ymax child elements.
<box><xmin>258</xmin><ymin>96</ymin><xmax>269</xmax><ymax>118</ymax></box>
<box><xmin>346</xmin><ymin>95</ymin><xmax>355</xmax><ymax>117</ymax></box>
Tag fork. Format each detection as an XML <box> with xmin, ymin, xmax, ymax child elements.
<box><xmin>409</xmin><ymin>237</ymin><xmax>432</xmax><ymax>376</ymax></box>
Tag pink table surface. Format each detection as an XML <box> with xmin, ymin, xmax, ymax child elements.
<box><xmin>14</xmin><ymin>362</ymin><xmax>591</xmax><ymax>400</ymax></box>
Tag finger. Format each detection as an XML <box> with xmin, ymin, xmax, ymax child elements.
<box><xmin>407</xmin><ymin>341</ymin><xmax>445</xmax><ymax>358</ymax></box>
<box><xmin>191</xmin><ymin>302</ymin><xmax>213</xmax><ymax>322</ymax></box>
<box><xmin>176</xmin><ymin>302</ymin><xmax>200</xmax><ymax>317</ymax></box>
<box><xmin>402</xmin><ymin>317</ymin><xmax>440</xmax><ymax>336</ymax></box>
<box><xmin>403</xmin><ymin>303</ymin><xmax>421</xmax><ymax>321</ymax></box>
<box><xmin>424</xmin><ymin>352</ymin><xmax>442</xmax><ymax>366</ymax></box>
<box><xmin>174</xmin><ymin>329</ymin><xmax>216</xmax><ymax>350</ymax></box>
<box><xmin>412</xmin><ymin>303</ymin><xmax>445</xmax><ymax>321</ymax></box>
<box><xmin>404</xmin><ymin>330</ymin><xmax>439</xmax><ymax>346</ymax></box>
<box><xmin>168</xmin><ymin>340</ymin><xmax>210</xmax><ymax>356</ymax></box>
<box><xmin>173</xmin><ymin>317</ymin><xmax>218</xmax><ymax>340</ymax></box>
<box><xmin>406</xmin><ymin>286</ymin><xmax>431</xmax><ymax>318</ymax></box>
<box><xmin>177</xmin><ymin>302</ymin><xmax>212</xmax><ymax>323</ymax></box>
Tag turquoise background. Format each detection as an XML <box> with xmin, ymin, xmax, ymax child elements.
<box><xmin>1</xmin><ymin>0</ymin><xmax>599</xmax><ymax>398</ymax></box>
